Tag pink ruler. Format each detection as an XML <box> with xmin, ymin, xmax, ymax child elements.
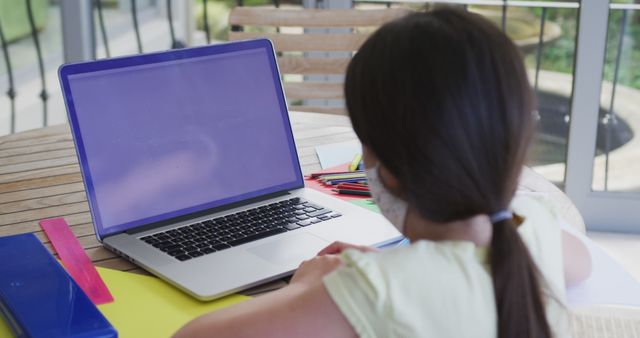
<box><xmin>40</xmin><ymin>217</ymin><xmax>114</xmax><ymax>305</ymax></box>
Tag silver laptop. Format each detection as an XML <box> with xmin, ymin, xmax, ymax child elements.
<box><xmin>59</xmin><ymin>39</ymin><xmax>401</xmax><ymax>300</ymax></box>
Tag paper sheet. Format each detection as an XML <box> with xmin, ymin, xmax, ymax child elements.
<box><xmin>97</xmin><ymin>267</ymin><xmax>249</xmax><ymax>337</ymax></box>
<box><xmin>564</xmin><ymin>226</ymin><xmax>640</xmax><ymax>307</ymax></box>
<box><xmin>0</xmin><ymin>267</ymin><xmax>249</xmax><ymax>338</ymax></box>
<box><xmin>315</xmin><ymin>141</ymin><xmax>362</xmax><ymax>169</ymax></box>
<box><xmin>350</xmin><ymin>199</ymin><xmax>380</xmax><ymax>213</ymax></box>
<box><xmin>571</xmin><ymin>306</ymin><xmax>640</xmax><ymax>338</ymax></box>
<box><xmin>0</xmin><ymin>311</ymin><xmax>11</xmax><ymax>337</ymax></box>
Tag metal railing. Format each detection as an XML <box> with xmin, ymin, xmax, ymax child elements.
<box><xmin>131</xmin><ymin>0</ymin><xmax>143</xmax><ymax>53</ymax></box>
<box><xmin>0</xmin><ymin>0</ymin><xmax>193</xmax><ymax>135</ymax></box>
<box><xmin>353</xmin><ymin>0</ymin><xmax>580</xmax><ymax>100</ymax></box>
<box><xmin>0</xmin><ymin>16</ymin><xmax>16</xmax><ymax>134</ymax></box>
<box><xmin>26</xmin><ymin>0</ymin><xmax>48</xmax><ymax>128</ymax></box>
<box><xmin>601</xmin><ymin>4</ymin><xmax>638</xmax><ymax>191</ymax></box>
<box><xmin>1</xmin><ymin>0</ymin><xmax>50</xmax><ymax>134</ymax></box>
<box><xmin>402</xmin><ymin>1</ymin><xmax>636</xmax><ymax>192</ymax></box>
<box><xmin>0</xmin><ymin>0</ymin><xmax>633</xmax><ymax>162</ymax></box>
<box><xmin>0</xmin><ymin>0</ymin><xmax>578</xmax><ymax>137</ymax></box>
<box><xmin>94</xmin><ymin>0</ymin><xmax>111</xmax><ymax>57</ymax></box>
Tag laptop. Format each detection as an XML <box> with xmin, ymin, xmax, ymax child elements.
<box><xmin>58</xmin><ymin>39</ymin><xmax>401</xmax><ymax>300</ymax></box>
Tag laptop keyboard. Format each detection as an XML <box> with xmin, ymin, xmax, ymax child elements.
<box><xmin>139</xmin><ymin>197</ymin><xmax>341</xmax><ymax>261</ymax></box>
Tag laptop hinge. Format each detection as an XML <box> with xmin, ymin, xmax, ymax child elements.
<box><xmin>124</xmin><ymin>190</ymin><xmax>292</xmax><ymax>235</ymax></box>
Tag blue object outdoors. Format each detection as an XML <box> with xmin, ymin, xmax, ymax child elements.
<box><xmin>0</xmin><ymin>233</ymin><xmax>117</xmax><ymax>338</ymax></box>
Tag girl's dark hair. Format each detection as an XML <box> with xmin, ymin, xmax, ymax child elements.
<box><xmin>345</xmin><ymin>8</ymin><xmax>551</xmax><ymax>338</ymax></box>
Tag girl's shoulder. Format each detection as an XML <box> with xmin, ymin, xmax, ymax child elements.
<box><xmin>324</xmin><ymin>193</ymin><xmax>568</xmax><ymax>338</ymax></box>
<box><xmin>341</xmin><ymin>192</ymin><xmax>564</xmax><ymax>282</ymax></box>
<box><xmin>326</xmin><ymin>239</ymin><xmax>498</xmax><ymax>337</ymax></box>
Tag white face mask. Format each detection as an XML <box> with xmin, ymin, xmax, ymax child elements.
<box><xmin>365</xmin><ymin>164</ymin><xmax>409</xmax><ymax>233</ymax></box>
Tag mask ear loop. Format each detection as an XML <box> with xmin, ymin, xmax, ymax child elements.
<box><xmin>490</xmin><ymin>210</ymin><xmax>513</xmax><ymax>224</ymax></box>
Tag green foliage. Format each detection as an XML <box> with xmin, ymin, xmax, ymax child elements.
<box><xmin>193</xmin><ymin>1</ymin><xmax>640</xmax><ymax>90</ymax></box>
<box><xmin>523</xmin><ymin>7</ymin><xmax>640</xmax><ymax>90</ymax></box>
<box><xmin>603</xmin><ymin>10</ymin><xmax>640</xmax><ymax>90</ymax></box>
<box><xmin>524</xmin><ymin>10</ymin><xmax>577</xmax><ymax>76</ymax></box>
<box><xmin>194</xmin><ymin>0</ymin><xmax>278</xmax><ymax>41</ymax></box>
<box><xmin>0</xmin><ymin>0</ymin><xmax>48</xmax><ymax>43</ymax></box>
<box><xmin>194</xmin><ymin>0</ymin><xmax>232</xmax><ymax>41</ymax></box>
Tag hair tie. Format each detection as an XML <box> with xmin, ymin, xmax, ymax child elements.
<box><xmin>490</xmin><ymin>210</ymin><xmax>513</xmax><ymax>224</ymax></box>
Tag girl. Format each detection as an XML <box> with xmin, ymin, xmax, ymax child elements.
<box><xmin>175</xmin><ymin>8</ymin><xmax>591</xmax><ymax>338</ymax></box>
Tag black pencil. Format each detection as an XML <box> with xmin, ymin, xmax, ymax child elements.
<box><xmin>331</xmin><ymin>189</ymin><xmax>371</xmax><ymax>197</ymax></box>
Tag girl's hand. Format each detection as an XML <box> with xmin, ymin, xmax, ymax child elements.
<box><xmin>317</xmin><ymin>241</ymin><xmax>378</xmax><ymax>256</ymax></box>
<box><xmin>175</xmin><ymin>253</ymin><xmax>356</xmax><ymax>338</ymax></box>
<box><xmin>290</xmin><ymin>255</ymin><xmax>342</xmax><ymax>286</ymax></box>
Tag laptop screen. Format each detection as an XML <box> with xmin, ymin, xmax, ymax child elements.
<box><xmin>60</xmin><ymin>40</ymin><xmax>303</xmax><ymax>238</ymax></box>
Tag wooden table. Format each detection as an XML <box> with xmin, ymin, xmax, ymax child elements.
<box><xmin>0</xmin><ymin>111</ymin><xmax>585</xmax><ymax>277</ymax></box>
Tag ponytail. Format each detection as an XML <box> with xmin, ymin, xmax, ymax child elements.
<box><xmin>490</xmin><ymin>218</ymin><xmax>552</xmax><ymax>338</ymax></box>
<box><xmin>343</xmin><ymin>7</ymin><xmax>551</xmax><ymax>337</ymax></box>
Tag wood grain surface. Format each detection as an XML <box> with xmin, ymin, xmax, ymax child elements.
<box><xmin>0</xmin><ymin>111</ymin><xmax>585</xmax><ymax>278</ymax></box>
<box><xmin>0</xmin><ymin>112</ymin><xmax>353</xmax><ymax>276</ymax></box>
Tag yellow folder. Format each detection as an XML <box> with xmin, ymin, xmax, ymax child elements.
<box><xmin>0</xmin><ymin>267</ymin><xmax>249</xmax><ymax>338</ymax></box>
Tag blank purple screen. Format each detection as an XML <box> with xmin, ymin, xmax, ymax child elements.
<box><xmin>68</xmin><ymin>48</ymin><xmax>299</xmax><ymax>235</ymax></box>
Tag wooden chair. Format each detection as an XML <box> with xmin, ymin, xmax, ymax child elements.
<box><xmin>229</xmin><ymin>7</ymin><xmax>412</xmax><ymax>115</ymax></box>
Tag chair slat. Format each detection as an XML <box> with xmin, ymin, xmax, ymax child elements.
<box><xmin>229</xmin><ymin>8</ymin><xmax>411</xmax><ymax>27</ymax></box>
<box><xmin>278</xmin><ymin>56</ymin><xmax>349</xmax><ymax>75</ymax></box>
<box><xmin>229</xmin><ymin>32</ymin><xmax>368</xmax><ymax>52</ymax></box>
<box><xmin>229</xmin><ymin>8</ymin><xmax>410</xmax><ymax>116</ymax></box>
<box><xmin>284</xmin><ymin>82</ymin><xmax>343</xmax><ymax>100</ymax></box>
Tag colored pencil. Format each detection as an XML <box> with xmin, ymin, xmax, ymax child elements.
<box><xmin>332</xmin><ymin>189</ymin><xmax>372</xmax><ymax>196</ymax></box>
<box><xmin>339</xmin><ymin>182</ymin><xmax>368</xmax><ymax>187</ymax></box>
<box><xmin>325</xmin><ymin>178</ymin><xmax>368</xmax><ymax>185</ymax></box>
<box><xmin>342</xmin><ymin>182</ymin><xmax>368</xmax><ymax>187</ymax></box>
<box><xmin>336</xmin><ymin>183</ymin><xmax>370</xmax><ymax>191</ymax></box>
<box><xmin>318</xmin><ymin>173</ymin><xmax>366</xmax><ymax>180</ymax></box>
<box><xmin>309</xmin><ymin>170</ymin><xmax>364</xmax><ymax>178</ymax></box>
<box><xmin>349</xmin><ymin>154</ymin><xmax>363</xmax><ymax>172</ymax></box>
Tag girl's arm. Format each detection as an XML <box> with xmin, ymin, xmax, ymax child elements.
<box><xmin>173</xmin><ymin>255</ymin><xmax>356</xmax><ymax>338</ymax></box>
<box><xmin>562</xmin><ymin>230</ymin><xmax>592</xmax><ymax>287</ymax></box>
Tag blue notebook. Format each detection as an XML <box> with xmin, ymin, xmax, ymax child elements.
<box><xmin>0</xmin><ymin>233</ymin><xmax>117</xmax><ymax>338</ymax></box>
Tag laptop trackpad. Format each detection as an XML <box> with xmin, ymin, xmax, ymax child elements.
<box><xmin>247</xmin><ymin>233</ymin><xmax>329</xmax><ymax>269</ymax></box>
